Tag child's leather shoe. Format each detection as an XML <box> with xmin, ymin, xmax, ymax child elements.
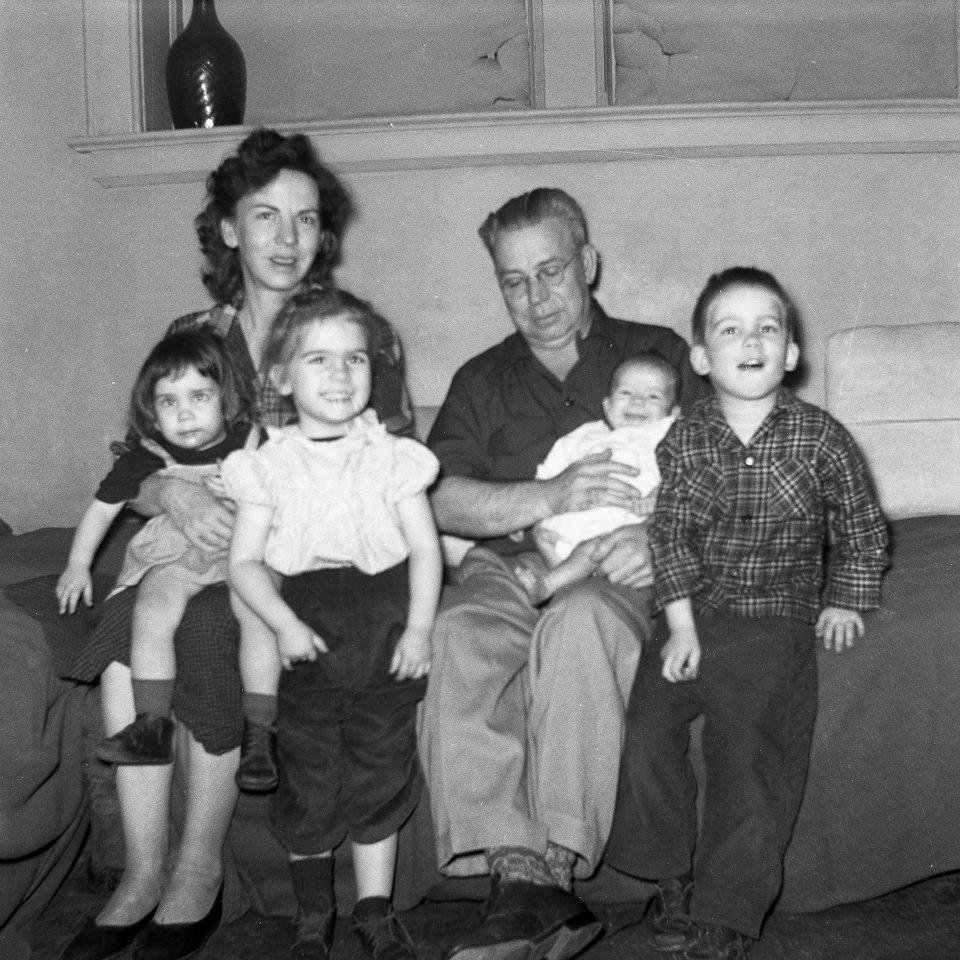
<box><xmin>96</xmin><ymin>714</ymin><xmax>174</xmax><ymax>765</ymax></box>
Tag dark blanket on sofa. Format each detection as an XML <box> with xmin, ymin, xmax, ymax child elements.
<box><xmin>3</xmin><ymin>513</ymin><xmax>960</xmax><ymax>930</ymax></box>
<box><xmin>778</xmin><ymin>513</ymin><xmax>960</xmax><ymax>911</ymax></box>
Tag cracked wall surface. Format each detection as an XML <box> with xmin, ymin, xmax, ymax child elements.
<box><xmin>217</xmin><ymin>0</ymin><xmax>530</xmax><ymax>121</ymax></box>
<box><xmin>612</xmin><ymin>1</ymin><xmax>958</xmax><ymax>104</ymax></box>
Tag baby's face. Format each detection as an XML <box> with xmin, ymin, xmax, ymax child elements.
<box><xmin>603</xmin><ymin>365</ymin><xmax>675</xmax><ymax>429</ymax></box>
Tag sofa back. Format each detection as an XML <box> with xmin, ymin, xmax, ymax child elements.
<box><xmin>826</xmin><ymin>321</ymin><xmax>960</xmax><ymax>519</ymax></box>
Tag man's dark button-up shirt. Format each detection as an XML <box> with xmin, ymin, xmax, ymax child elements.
<box><xmin>427</xmin><ymin>300</ymin><xmax>708</xmax><ymax>553</ymax></box>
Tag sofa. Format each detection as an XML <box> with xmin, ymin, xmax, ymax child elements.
<box><xmin>4</xmin><ymin>320</ymin><xmax>960</xmax><ymax>958</ymax></box>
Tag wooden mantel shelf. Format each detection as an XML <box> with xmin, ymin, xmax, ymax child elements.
<box><xmin>69</xmin><ymin>100</ymin><xmax>960</xmax><ymax>188</ymax></box>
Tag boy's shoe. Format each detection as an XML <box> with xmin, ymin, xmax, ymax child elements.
<box><xmin>683</xmin><ymin>923</ymin><xmax>749</xmax><ymax>960</ymax></box>
<box><xmin>645</xmin><ymin>876</ymin><xmax>696</xmax><ymax>952</ymax></box>
<box><xmin>353</xmin><ymin>897</ymin><xmax>418</xmax><ymax>960</ymax></box>
<box><xmin>96</xmin><ymin>714</ymin><xmax>174</xmax><ymax>765</ymax></box>
<box><xmin>236</xmin><ymin>719</ymin><xmax>279</xmax><ymax>792</ymax></box>
<box><xmin>290</xmin><ymin>906</ymin><xmax>336</xmax><ymax>960</ymax></box>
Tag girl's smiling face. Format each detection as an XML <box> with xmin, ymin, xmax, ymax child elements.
<box><xmin>690</xmin><ymin>284</ymin><xmax>799</xmax><ymax>406</ymax></box>
<box><xmin>277</xmin><ymin>314</ymin><xmax>373</xmax><ymax>438</ymax></box>
<box><xmin>152</xmin><ymin>366</ymin><xmax>227</xmax><ymax>450</ymax></box>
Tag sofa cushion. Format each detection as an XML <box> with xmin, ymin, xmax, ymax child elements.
<box><xmin>826</xmin><ymin>322</ymin><xmax>960</xmax><ymax>519</ymax></box>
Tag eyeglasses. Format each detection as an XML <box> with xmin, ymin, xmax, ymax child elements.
<box><xmin>497</xmin><ymin>253</ymin><xmax>578</xmax><ymax>301</ymax></box>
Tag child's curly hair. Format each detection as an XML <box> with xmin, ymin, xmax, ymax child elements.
<box><xmin>128</xmin><ymin>327</ymin><xmax>254</xmax><ymax>441</ymax></box>
<box><xmin>195</xmin><ymin>128</ymin><xmax>354</xmax><ymax>306</ymax></box>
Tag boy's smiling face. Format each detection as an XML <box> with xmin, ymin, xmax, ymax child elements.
<box><xmin>690</xmin><ymin>283</ymin><xmax>799</xmax><ymax>406</ymax></box>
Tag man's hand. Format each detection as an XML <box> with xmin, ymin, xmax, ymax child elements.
<box><xmin>543</xmin><ymin>450</ymin><xmax>645</xmax><ymax>515</ymax></box>
<box><xmin>586</xmin><ymin>523</ymin><xmax>652</xmax><ymax>587</ymax></box>
<box><xmin>160</xmin><ymin>477</ymin><xmax>236</xmax><ymax>553</ymax></box>
<box><xmin>815</xmin><ymin>606</ymin><xmax>864</xmax><ymax>652</ymax></box>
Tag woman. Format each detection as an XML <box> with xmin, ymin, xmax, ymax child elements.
<box><xmin>60</xmin><ymin>128</ymin><xmax>412</xmax><ymax>960</ymax></box>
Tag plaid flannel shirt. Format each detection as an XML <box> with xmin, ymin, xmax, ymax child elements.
<box><xmin>651</xmin><ymin>390</ymin><xmax>889</xmax><ymax>623</ymax></box>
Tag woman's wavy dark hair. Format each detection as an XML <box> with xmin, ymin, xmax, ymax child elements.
<box><xmin>128</xmin><ymin>327</ymin><xmax>254</xmax><ymax>441</ymax></box>
<box><xmin>262</xmin><ymin>286</ymin><xmax>397</xmax><ymax>417</ymax></box>
<box><xmin>195</xmin><ymin>128</ymin><xmax>354</xmax><ymax>305</ymax></box>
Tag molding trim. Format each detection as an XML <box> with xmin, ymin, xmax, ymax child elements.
<box><xmin>69</xmin><ymin>99</ymin><xmax>960</xmax><ymax>188</ymax></box>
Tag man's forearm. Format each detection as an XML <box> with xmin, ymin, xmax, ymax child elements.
<box><xmin>430</xmin><ymin>476</ymin><xmax>551</xmax><ymax>539</ymax></box>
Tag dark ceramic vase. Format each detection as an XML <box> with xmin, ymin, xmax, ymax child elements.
<box><xmin>166</xmin><ymin>0</ymin><xmax>246</xmax><ymax>129</ymax></box>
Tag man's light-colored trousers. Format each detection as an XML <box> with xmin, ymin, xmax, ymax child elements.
<box><xmin>419</xmin><ymin>547</ymin><xmax>650</xmax><ymax>880</ymax></box>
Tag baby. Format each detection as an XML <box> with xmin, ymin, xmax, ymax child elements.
<box><xmin>516</xmin><ymin>352</ymin><xmax>679</xmax><ymax>604</ymax></box>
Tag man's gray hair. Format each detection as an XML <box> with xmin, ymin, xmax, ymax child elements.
<box><xmin>478</xmin><ymin>188</ymin><xmax>590</xmax><ymax>255</ymax></box>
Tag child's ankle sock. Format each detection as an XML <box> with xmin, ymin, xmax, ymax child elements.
<box><xmin>131</xmin><ymin>679</ymin><xmax>174</xmax><ymax>718</ymax></box>
<box><xmin>243</xmin><ymin>691</ymin><xmax>278</xmax><ymax>728</ymax></box>
<box><xmin>353</xmin><ymin>896</ymin><xmax>390</xmax><ymax>921</ymax></box>
<box><xmin>290</xmin><ymin>854</ymin><xmax>335</xmax><ymax>914</ymax></box>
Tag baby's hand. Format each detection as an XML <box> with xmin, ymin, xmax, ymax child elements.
<box><xmin>815</xmin><ymin>606</ymin><xmax>864</xmax><ymax>653</ymax></box>
<box><xmin>660</xmin><ymin>629</ymin><xmax>700</xmax><ymax>683</ymax></box>
<box><xmin>276</xmin><ymin>618</ymin><xmax>328</xmax><ymax>670</ymax></box>
<box><xmin>391</xmin><ymin>626</ymin><xmax>431</xmax><ymax>681</ymax></box>
<box><xmin>56</xmin><ymin>565</ymin><xmax>93</xmax><ymax>614</ymax></box>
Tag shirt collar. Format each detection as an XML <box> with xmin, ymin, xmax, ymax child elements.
<box><xmin>695</xmin><ymin>387</ymin><xmax>799</xmax><ymax>439</ymax></box>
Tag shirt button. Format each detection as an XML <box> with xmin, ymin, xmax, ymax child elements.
<box><xmin>563</xmin><ymin>397</ymin><xmax>573</xmax><ymax>408</ymax></box>
<box><xmin>744</xmin><ymin>455</ymin><xmax>755</xmax><ymax>466</ymax></box>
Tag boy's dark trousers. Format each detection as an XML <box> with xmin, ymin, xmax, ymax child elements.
<box><xmin>607</xmin><ymin>609</ymin><xmax>818</xmax><ymax>939</ymax></box>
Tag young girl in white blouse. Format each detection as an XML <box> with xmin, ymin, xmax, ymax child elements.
<box><xmin>222</xmin><ymin>285</ymin><xmax>441</xmax><ymax>960</ymax></box>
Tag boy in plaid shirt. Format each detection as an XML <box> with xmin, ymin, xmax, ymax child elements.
<box><xmin>606</xmin><ymin>266</ymin><xmax>889</xmax><ymax>960</ymax></box>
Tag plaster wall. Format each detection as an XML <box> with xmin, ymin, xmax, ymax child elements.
<box><xmin>612</xmin><ymin>0</ymin><xmax>958</xmax><ymax>103</ymax></box>
<box><xmin>3</xmin><ymin>5</ymin><xmax>960</xmax><ymax>532</ymax></box>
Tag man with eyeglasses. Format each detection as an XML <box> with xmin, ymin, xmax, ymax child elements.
<box><xmin>421</xmin><ymin>187</ymin><xmax>707</xmax><ymax>960</ymax></box>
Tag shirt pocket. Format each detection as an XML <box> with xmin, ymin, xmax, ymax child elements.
<box><xmin>684</xmin><ymin>461</ymin><xmax>730</xmax><ymax>527</ymax></box>
<box><xmin>767</xmin><ymin>457</ymin><xmax>820</xmax><ymax>520</ymax></box>
<box><xmin>487</xmin><ymin>421</ymin><xmax>554</xmax><ymax>481</ymax></box>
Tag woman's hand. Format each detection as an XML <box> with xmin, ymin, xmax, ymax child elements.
<box><xmin>56</xmin><ymin>564</ymin><xmax>93</xmax><ymax>614</ymax></box>
<box><xmin>390</xmin><ymin>626</ymin><xmax>431</xmax><ymax>681</ymax></box>
<box><xmin>276</xmin><ymin>617</ymin><xmax>328</xmax><ymax>671</ymax></box>
<box><xmin>160</xmin><ymin>477</ymin><xmax>236</xmax><ymax>552</ymax></box>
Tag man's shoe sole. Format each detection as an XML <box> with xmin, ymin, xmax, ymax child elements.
<box><xmin>446</xmin><ymin>912</ymin><xmax>602</xmax><ymax>960</ymax></box>
<box><xmin>446</xmin><ymin>938</ymin><xmax>532</xmax><ymax>960</ymax></box>
<box><xmin>530</xmin><ymin>911</ymin><xmax>603</xmax><ymax>960</ymax></box>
